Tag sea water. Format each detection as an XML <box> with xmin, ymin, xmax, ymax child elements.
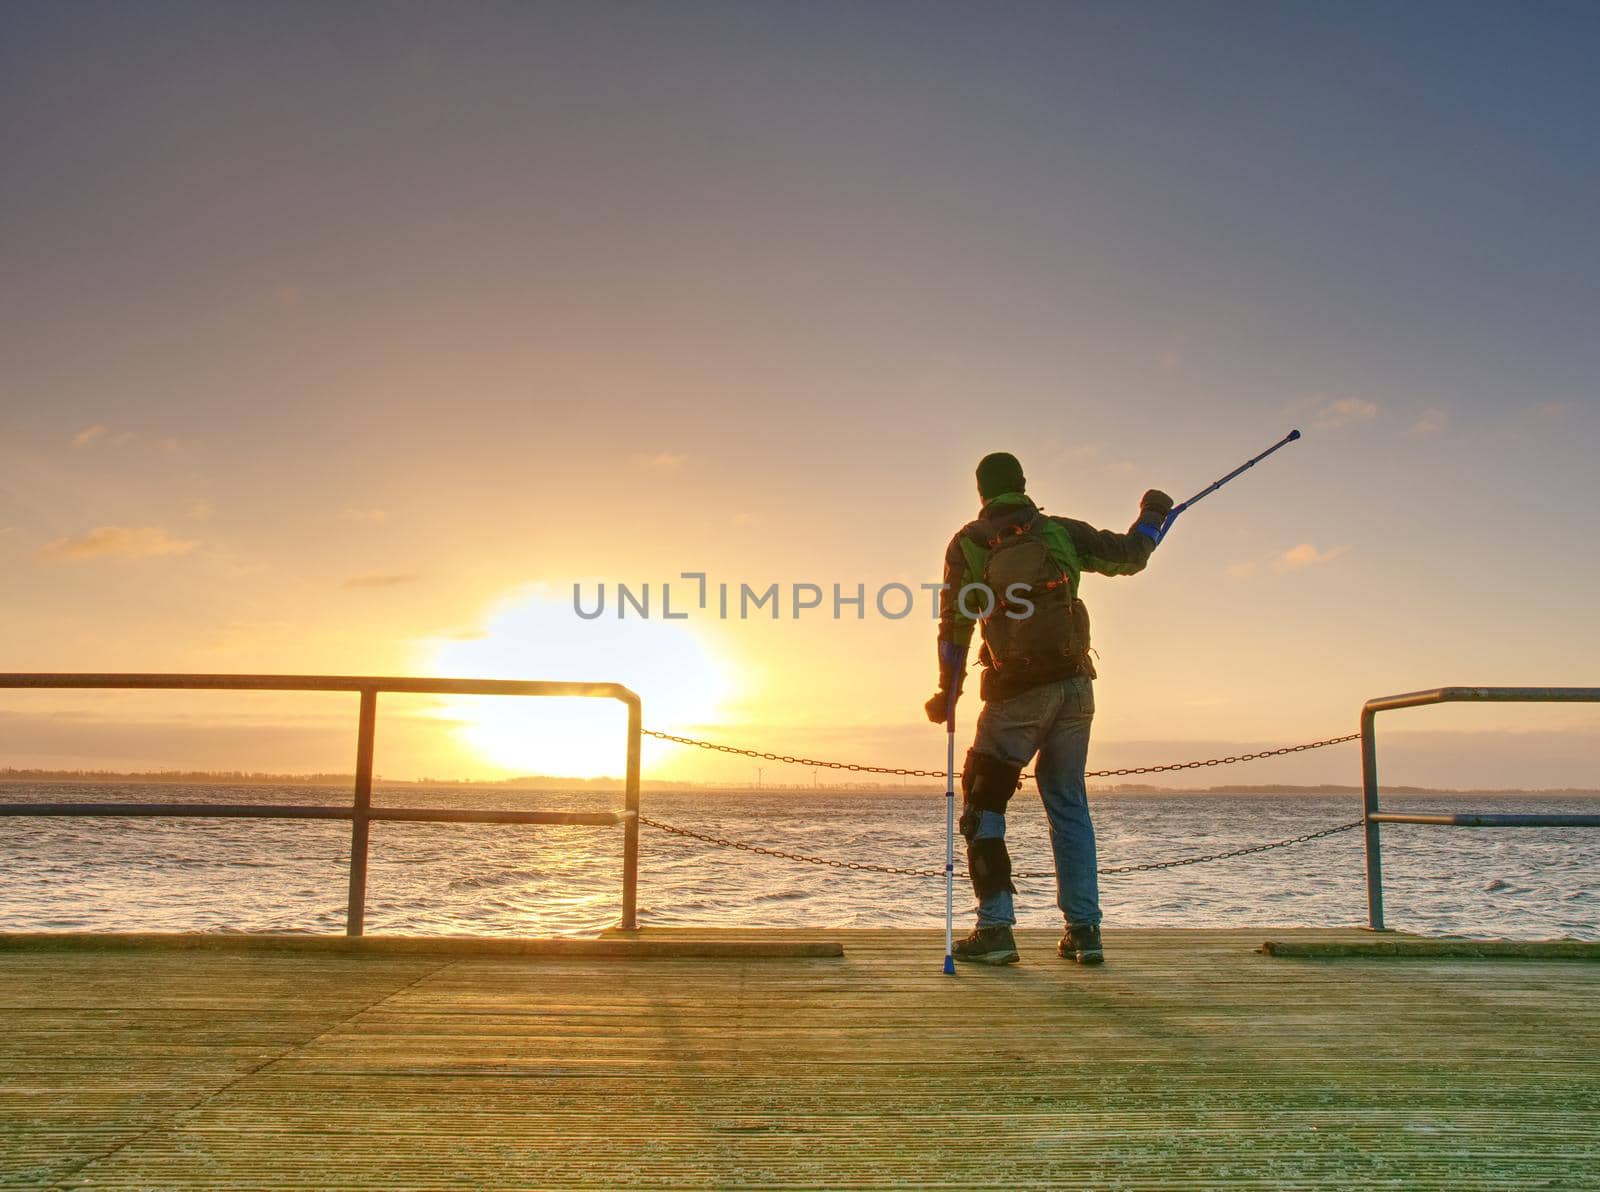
<box><xmin>0</xmin><ymin>784</ymin><xmax>1594</xmax><ymax>939</ymax></box>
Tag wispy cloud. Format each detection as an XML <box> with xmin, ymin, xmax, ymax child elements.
<box><xmin>635</xmin><ymin>451</ymin><xmax>687</xmax><ymax>470</ymax></box>
<box><xmin>1273</xmin><ymin>543</ymin><xmax>1348</xmax><ymax>572</ymax></box>
<box><xmin>69</xmin><ymin>424</ymin><xmax>138</xmax><ymax>448</ymax></box>
<box><xmin>70</xmin><ymin>424</ymin><xmax>172</xmax><ymax>452</ymax></box>
<box><xmin>339</xmin><ymin>507</ymin><xmax>389</xmax><ymax>523</ymax></box>
<box><xmin>187</xmin><ymin>499</ymin><xmax>214</xmax><ymax>521</ymax></box>
<box><xmin>1410</xmin><ymin>407</ymin><xmax>1451</xmax><ymax>437</ymax></box>
<box><xmin>342</xmin><ymin>572</ymin><xmax>419</xmax><ymax>589</ymax></box>
<box><xmin>1310</xmin><ymin>397</ymin><xmax>1379</xmax><ymax>430</ymax></box>
<box><xmin>39</xmin><ymin>526</ymin><xmax>198</xmax><ymax>562</ymax></box>
<box><xmin>1065</xmin><ymin>441</ymin><xmax>1137</xmax><ymax>474</ymax></box>
<box><xmin>1227</xmin><ymin>543</ymin><xmax>1350</xmax><ymax>579</ymax></box>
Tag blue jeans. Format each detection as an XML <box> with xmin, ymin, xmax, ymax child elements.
<box><xmin>967</xmin><ymin>675</ymin><xmax>1099</xmax><ymax>930</ymax></box>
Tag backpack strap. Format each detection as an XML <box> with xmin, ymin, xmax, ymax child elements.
<box><xmin>985</xmin><ymin>516</ymin><xmax>1036</xmax><ymax>550</ymax></box>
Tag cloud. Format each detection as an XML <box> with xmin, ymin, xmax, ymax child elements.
<box><xmin>635</xmin><ymin>451</ymin><xmax>686</xmax><ymax>470</ymax></box>
<box><xmin>70</xmin><ymin>424</ymin><xmax>138</xmax><ymax>448</ymax></box>
<box><xmin>38</xmin><ymin>525</ymin><xmax>199</xmax><ymax>562</ymax></box>
<box><xmin>339</xmin><ymin>507</ymin><xmax>388</xmax><ymax>523</ymax></box>
<box><xmin>70</xmin><ymin>424</ymin><xmax>165</xmax><ymax>451</ymax></box>
<box><xmin>1273</xmin><ymin>543</ymin><xmax>1348</xmax><ymax>572</ymax></box>
<box><xmin>1064</xmin><ymin>441</ymin><xmax>1137</xmax><ymax>474</ymax></box>
<box><xmin>342</xmin><ymin>572</ymin><xmax>419</xmax><ymax>589</ymax></box>
<box><xmin>1409</xmin><ymin>408</ymin><xmax>1451</xmax><ymax>437</ymax></box>
<box><xmin>187</xmin><ymin>499</ymin><xmax>214</xmax><ymax>521</ymax></box>
<box><xmin>1229</xmin><ymin>543</ymin><xmax>1350</xmax><ymax>578</ymax></box>
<box><xmin>1310</xmin><ymin>397</ymin><xmax>1379</xmax><ymax>430</ymax></box>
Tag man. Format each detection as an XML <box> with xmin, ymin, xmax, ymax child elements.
<box><xmin>925</xmin><ymin>451</ymin><xmax>1172</xmax><ymax>966</ymax></box>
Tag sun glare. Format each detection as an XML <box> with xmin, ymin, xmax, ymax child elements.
<box><xmin>425</xmin><ymin>588</ymin><xmax>734</xmax><ymax>779</ymax></box>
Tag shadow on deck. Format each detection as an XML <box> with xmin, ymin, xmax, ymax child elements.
<box><xmin>1</xmin><ymin>928</ymin><xmax>1596</xmax><ymax>1188</ymax></box>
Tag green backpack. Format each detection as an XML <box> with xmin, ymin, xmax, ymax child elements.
<box><xmin>976</xmin><ymin>516</ymin><xmax>1093</xmax><ymax>687</ymax></box>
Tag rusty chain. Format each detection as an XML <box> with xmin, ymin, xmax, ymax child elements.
<box><xmin>639</xmin><ymin>816</ymin><xmax>947</xmax><ymax>877</ymax></box>
<box><xmin>641</xmin><ymin>728</ymin><xmax>1361</xmax><ymax>780</ymax></box>
<box><xmin>638</xmin><ymin>816</ymin><xmax>1364</xmax><ymax>879</ymax></box>
<box><xmin>1090</xmin><ymin>819</ymin><xmax>1363</xmax><ymax>876</ymax></box>
<box><xmin>634</xmin><ymin>728</ymin><xmax>1364</xmax><ymax>877</ymax></box>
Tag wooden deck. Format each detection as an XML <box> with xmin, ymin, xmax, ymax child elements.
<box><xmin>2</xmin><ymin>928</ymin><xmax>1596</xmax><ymax>1189</ymax></box>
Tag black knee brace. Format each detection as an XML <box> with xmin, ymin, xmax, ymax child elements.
<box><xmin>961</xmin><ymin>749</ymin><xmax>1024</xmax><ymax>815</ymax></box>
<box><xmin>967</xmin><ymin>836</ymin><xmax>1016</xmax><ymax>900</ymax></box>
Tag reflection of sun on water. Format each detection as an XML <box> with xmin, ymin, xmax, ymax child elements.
<box><xmin>426</xmin><ymin>589</ymin><xmax>733</xmax><ymax>778</ymax></box>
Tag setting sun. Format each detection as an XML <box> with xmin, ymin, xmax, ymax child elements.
<box><xmin>424</xmin><ymin>587</ymin><xmax>735</xmax><ymax>778</ymax></box>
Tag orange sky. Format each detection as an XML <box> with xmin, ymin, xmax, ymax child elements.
<box><xmin>3</xmin><ymin>4</ymin><xmax>1598</xmax><ymax>789</ymax></box>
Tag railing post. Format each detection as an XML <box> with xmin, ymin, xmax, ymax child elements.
<box><xmin>346</xmin><ymin>689</ymin><xmax>377</xmax><ymax>937</ymax></box>
<box><xmin>1360</xmin><ymin>706</ymin><xmax>1385</xmax><ymax>931</ymax></box>
<box><xmin>621</xmin><ymin>694</ymin><xmax>641</xmax><ymax>930</ymax></box>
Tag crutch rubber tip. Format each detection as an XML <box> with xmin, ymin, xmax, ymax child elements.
<box><xmin>943</xmin><ymin>955</ymin><xmax>956</xmax><ymax>975</ymax></box>
<box><xmin>1287</xmin><ymin>428</ymin><xmax>1301</xmax><ymax>440</ymax></box>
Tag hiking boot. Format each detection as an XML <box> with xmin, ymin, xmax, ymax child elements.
<box><xmin>952</xmin><ymin>925</ymin><xmax>1019</xmax><ymax>966</ymax></box>
<box><xmin>1057</xmin><ymin>923</ymin><xmax>1104</xmax><ymax>965</ymax></box>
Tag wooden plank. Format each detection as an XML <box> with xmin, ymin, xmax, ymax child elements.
<box><xmin>0</xmin><ymin>929</ymin><xmax>1593</xmax><ymax>1189</ymax></box>
<box><xmin>1262</xmin><ymin>937</ymin><xmax>1600</xmax><ymax>959</ymax></box>
<box><xmin>0</xmin><ymin>933</ymin><xmax>843</xmax><ymax>959</ymax></box>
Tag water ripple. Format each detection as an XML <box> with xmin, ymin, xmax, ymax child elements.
<box><xmin>0</xmin><ymin>784</ymin><xmax>1594</xmax><ymax>939</ymax></box>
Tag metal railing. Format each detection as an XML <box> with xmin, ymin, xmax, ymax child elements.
<box><xmin>1361</xmin><ymin>686</ymin><xmax>1600</xmax><ymax>930</ymax></box>
<box><xmin>0</xmin><ymin>674</ymin><xmax>642</xmax><ymax>934</ymax></box>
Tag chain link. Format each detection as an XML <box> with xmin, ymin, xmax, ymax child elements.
<box><xmin>634</xmin><ymin>728</ymin><xmax>1364</xmax><ymax>877</ymax></box>
<box><xmin>641</xmin><ymin>730</ymin><xmax>945</xmax><ymax>777</ymax></box>
<box><xmin>642</xmin><ymin>728</ymin><xmax>1361</xmax><ymax>780</ymax></box>
<box><xmin>638</xmin><ymin>814</ymin><xmax>1364</xmax><ymax>879</ymax></box>
<box><xmin>1089</xmin><ymin>819</ymin><xmax>1363</xmax><ymax>875</ymax></box>
<box><xmin>638</xmin><ymin>816</ymin><xmax>945</xmax><ymax>876</ymax></box>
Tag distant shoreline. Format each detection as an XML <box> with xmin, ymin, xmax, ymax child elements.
<box><xmin>1</xmin><ymin>769</ymin><xmax>1597</xmax><ymax>798</ymax></box>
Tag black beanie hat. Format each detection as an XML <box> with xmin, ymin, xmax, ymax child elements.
<box><xmin>976</xmin><ymin>452</ymin><xmax>1026</xmax><ymax>500</ymax></box>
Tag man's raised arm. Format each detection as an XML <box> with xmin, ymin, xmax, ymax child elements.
<box><xmin>1055</xmin><ymin>489</ymin><xmax>1173</xmax><ymax>577</ymax></box>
